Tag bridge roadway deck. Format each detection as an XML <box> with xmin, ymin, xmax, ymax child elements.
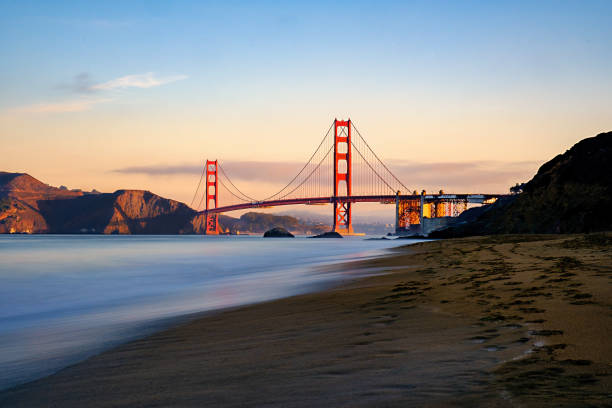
<box><xmin>197</xmin><ymin>194</ymin><xmax>507</xmax><ymax>215</ymax></box>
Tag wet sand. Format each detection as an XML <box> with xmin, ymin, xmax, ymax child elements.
<box><xmin>1</xmin><ymin>233</ymin><xmax>610</xmax><ymax>407</ymax></box>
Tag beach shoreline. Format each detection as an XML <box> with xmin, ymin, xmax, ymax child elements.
<box><xmin>1</xmin><ymin>233</ymin><xmax>610</xmax><ymax>407</ymax></box>
<box><xmin>0</xmin><ymin>235</ymin><xmax>406</xmax><ymax>392</ymax></box>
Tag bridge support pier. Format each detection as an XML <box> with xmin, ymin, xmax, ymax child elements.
<box><xmin>333</xmin><ymin>200</ymin><xmax>354</xmax><ymax>235</ymax></box>
<box><xmin>395</xmin><ymin>194</ymin><xmax>423</xmax><ymax>235</ymax></box>
<box><xmin>396</xmin><ymin>193</ymin><xmax>473</xmax><ymax>235</ymax></box>
<box><xmin>332</xmin><ymin>119</ymin><xmax>354</xmax><ymax>234</ymax></box>
<box><xmin>205</xmin><ymin>159</ymin><xmax>220</xmax><ymax>235</ymax></box>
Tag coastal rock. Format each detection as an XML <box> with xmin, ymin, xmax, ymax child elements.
<box><xmin>310</xmin><ymin>231</ymin><xmax>343</xmax><ymax>238</ymax></box>
<box><xmin>263</xmin><ymin>227</ymin><xmax>294</xmax><ymax>238</ymax></box>
<box><xmin>431</xmin><ymin>131</ymin><xmax>612</xmax><ymax>237</ymax></box>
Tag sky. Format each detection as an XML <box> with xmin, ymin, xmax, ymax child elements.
<box><xmin>1</xmin><ymin>1</ymin><xmax>611</xmax><ymax>220</ymax></box>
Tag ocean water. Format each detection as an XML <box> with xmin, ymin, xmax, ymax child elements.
<box><xmin>0</xmin><ymin>234</ymin><xmax>416</xmax><ymax>390</ymax></box>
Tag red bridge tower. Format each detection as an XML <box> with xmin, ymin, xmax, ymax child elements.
<box><xmin>333</xmin><ymin>119</ymin><xmax>354</xmax><ymax>234</ymax></box>
<box><xmin>205</xmin><ymin>160</ymin><xmax>220</xmax><ymax>235</ymax></box>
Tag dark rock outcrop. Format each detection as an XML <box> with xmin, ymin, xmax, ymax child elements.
<box><xmin>431</xmin><ymin>131</ymin><xmax>612</xmax><ymax>237</ymax></box>
<box><xmin>310</xmin><ymin>231</ymin><xmax>343</xmax><ymax>238</ymax></box>
<box><xmin>263</xmin><ymin>227</ymin><xmax>294</xmax><ymax>238</ymax></box>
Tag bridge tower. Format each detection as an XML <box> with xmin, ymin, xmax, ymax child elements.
<box><xmin>333</xmin><ymin>119</ymin><xmax>354</xmax><ymax>234</ymax></box>
<box><xmin>205</xmin><ymin>159</ymin><xmax>220</xmax><ymax>235</ymax></box>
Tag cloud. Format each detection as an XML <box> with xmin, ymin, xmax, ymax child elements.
<box><xmin>214</xmin><ymin>161</ymin><xmax>307</xmax><ymax>183</ymax></box>
<box><xmin>59</xmin><ymin>72</ymin><xmax>187</xmax><ymax>94</ymax></box>
<box><xmin>58</xmin><ymin>73</ymin><xmax>96</xmax><ymax>94</ymax></box>
<box><xmin>90</xmin><ymin>72</ymin><xmax>188</xmax><ymax>91</ymax></box>
<box><xmin>112</xmin><ymin>159</ymin><xmax>542</xmax><ymax>194</ymax></box>
<box><xmin>10</xmin><ymin>98</ymin><xmax>112</xmax><ymax>113</ymax></box>
<box><xmin>9</xmin><ymin>71</ymin><xmax>187</xmax><ymax>114</ymax></box>
<box><xmin>386</xmin><ymin>160</ymin><xmax>541</xmax><ymax>192</ymax></box>
<box><xmin>113</xmin><ymin>164</ymin><xmax>203</xmax><ymax>176</ymax></box>
<box><xmin>112</xmin><ymin>161</ymin><xmax>304</xmax><ymax>183</ymax></box>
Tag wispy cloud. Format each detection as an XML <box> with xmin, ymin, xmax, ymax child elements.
<box><xmin>114</xmin><ymin>164</ymin><xmax>203</xmax><ymax>176</ymax></box>
<box><xmin>58</xmin><ymin>72</ymin><xmax>187</xmax><ymax>94</ymax></box>
<box><xmin>10</xmin><ymin>98</ymin><xmax>112</xmax><ymax>114</ymax></box>
<box><xmin>386</xmin><ymin>160</ymin><xmax>541</xmax><ymax>192</ymax></box>
<box><xmin>90</xmin><ymin>72</ymin><xmax>188</xmax><ymax>91</ymax></box>
<box><xmin>9</xmin><ymin>71</ymin><xmax>187</xmax><ymax>114</ymax></box>
<box><xmin>112</xmin><ymin>159</ymin><xmax>542</xmax><ymax>193</ymax></box>
<box><xmin>58</xmin><ymin>73</ymin><xmax>96</xmax><ymax>94</ymax></box>
<box><xmin>113</xmin><ymin>162</ymin><xmax>308</xmax><ymax>183</ymax></box>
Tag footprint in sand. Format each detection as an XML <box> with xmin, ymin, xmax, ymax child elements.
<box><xmin>529</xmin><ymin>329</ymin><xmax>563</xmax><ymax>336</ymax></box>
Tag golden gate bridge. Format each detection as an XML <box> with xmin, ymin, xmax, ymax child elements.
<box><xmin>191</xmin><ymin>119</ymin><xmax>505</xmax><ymax>235</ymax></box>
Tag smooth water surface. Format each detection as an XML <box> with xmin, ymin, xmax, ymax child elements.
<box><xmin>0</xmin><ymin>234</ymin><xmax>417</xmax><ymax>390</ymax></box>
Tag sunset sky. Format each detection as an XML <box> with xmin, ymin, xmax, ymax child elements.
<box><xmin>1</xmin><ymin>1</ymin><xmax>611</xmax><ymax>219</ymax></box>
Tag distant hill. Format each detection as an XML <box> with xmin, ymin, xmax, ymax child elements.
<box><xmin>218</xmin><ymin>212</ymin><xmax>327</xmax><ymax>235</ymax></box>
<box><xmin>0</xmin><ymin>172</ymin><xmax>327</xmax><ymax>235</ymax></box>
<box><xmin>432</xmin><ymin>131</ymin><xmax>612</xmax><ymax>237</ymax></box>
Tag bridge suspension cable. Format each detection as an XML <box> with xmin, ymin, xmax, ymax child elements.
<box><xmin>218</xmin><ymin>163</ymin><xmax>258</xmax><ymax>202</ymax></box>
<box><xmin>351</xmin><ymin>138</ymin><xmax>396</xmax><ymax>193</ymax></box>
<box><xmin>266</xmin><ymin>144</ymin><xmax>334</xmax><ymax>201</ymax></box>
<box><xmin>352</xmin><ymin>123</ymin><xmax>411</xmax><ymax>194</ymax></box>
<box><xmin>194</xmin><ymin>184</ymin><xmax>206</xmax><ymax>211</ymax></box>
<box><xmin>258</xmin><ymin>121</ymin><xmax>335</xmax><ymax>202</ymax></box>
<box><xmin>189</xmin><ymin>163</ymin><xmax>206</xmax><ymax>208</ymax></box>
<box><xmin>191</xmin><ymin>118</ymin><xmax>414</xmax><ymax>212</ymax></box>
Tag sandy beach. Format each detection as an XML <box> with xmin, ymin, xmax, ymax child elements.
<box><xmin>1</xmin><ymin>233</ymin><xmax>610</xmax><ymax>407</ymax></box>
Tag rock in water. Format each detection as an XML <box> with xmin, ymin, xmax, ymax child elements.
<box><xmin>263</xmin><ymin>227</ymin><xmax>294</xmax><ymax>238</ymax></box>
<box><xmin>310</xmin><ymin>231</ymin><xmax>343</xmax><ymax>238</ymax></box>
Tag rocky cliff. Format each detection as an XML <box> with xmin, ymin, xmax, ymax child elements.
<box><xmin>33</xmin><ymin>190</ymin><xmax>198</xmax><ymax>234</ymax></box>
<box><xmin>431</xmin><ymin>131</ymin><xmax>612</xmax><ymax>237</ymax></box>
<box><xmin>0</xmin><ymin>172</ymin><xmax>326</xmax><ymax>234</ymax></box>
<box><xmin>0</xmin><ymin>172</ymin><xmax>84</xmax><ymax>233</ymax></box>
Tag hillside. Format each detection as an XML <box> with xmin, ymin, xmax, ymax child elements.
<box><xmin>0</xmin><ymin>172</ymin><xmax>327</xmax><ymax>235</ymax></box>
<box><xmin>223</xmin><ymin>212</ymin><xmax>326</xmax><ymax>234</ymax></box>
<box><xmin>432</xmin><ymin>131</ymin><xmax>612</xmax><ymax>237</ymax></box>
<box><xmin>0</xmin><ymin>172</ymin><xmax>85</xmax><ymax>233</ymax></box>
